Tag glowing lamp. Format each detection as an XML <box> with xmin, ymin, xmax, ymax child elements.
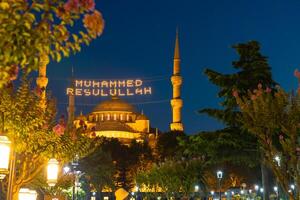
<box><xmin>18</xmin><ymin>188</ymin><xmax>37</xmax><ymax>200</ymax></box>
<box><xmin>217</xmin><ymin>170</ymin><xmax>223</xmax><ymax>179</ymax></box>
<box><xmin>47</xmin><ymin>158</ymin><xmax>59</xmax><ymax>186</ymax></box>
<box><xmin>0</xmin><ymin>136</ymin><xmax>11</xmax><ymax>180</ymax></box>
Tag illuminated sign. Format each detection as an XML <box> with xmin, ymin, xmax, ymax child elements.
<box><xmin>66</xmin><ymin>79</ymin><xmax>152</xmax><ymax>96</ymax></box>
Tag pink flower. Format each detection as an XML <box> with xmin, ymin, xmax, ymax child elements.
<box><xmin>294</xmin><ymin>69</ymin><xmax>300</xmax><ymax>79</ymax></box>
<box><xmin>79</xmin><ymin>0</ymin><xmax>95</xmax><ymax>11</ymax></box>
<box><xmin>279</xmin><ymin>135</ymin><xmax>284</xmax><ymax>140</ymax></box>
<box><xmin>232</xmin><ymin>90</ymin><xmax>238</xmax><ymax>97</ymax></box>
<box><xmin>64</xmin><ymin>0</ymin><xmax>80</xmax><ymax>12</ymax></box>
<box><xmin>251</xmin><ymin>95</ymin><xmax>257</xmax><ymax>100</ymax></box>
<box><xmin>83</xmin><ymin>11</ymin><xmax>105</xmax><ymax>37</ymax></box>
<box><xmin>266</xmin><ymin>87</ymin><xmax>272</xmax><ymax>93</ymax></box>
<box><xmin>257</xmin><ymin>83</ymin><xmax>263</xmax><ymax>89</ymax></box>
<box><xmin>53</xmin><ymin>124</ymin><xmax>65</xmax><ymax>136</ymax></box>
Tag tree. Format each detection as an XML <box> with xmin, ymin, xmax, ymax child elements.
<box><xmin>156</xmin><ymin>131</ymin><xmax>186</xmax><ymax>161</ymax></box>
<box><xmin>136</xmin><ymin>159</ymin><xmax>206</xmax><ymax>200</ymax></box>
<box><xmin>0</xmin><ymin>0</ymin><xmax>104</xmax><ymax>87</ymax></box>
<box><xmin>181</xmin><ymin>41</ymin><xmax>276</xmax><ymax>197</ymax></box>
<box><xmin>93</xmin><ymin>138</ymin><xmax>154</xmax><ymax>190</ymax></box>
<box><xmin>79</xmin><ymin>143</ymin><xmax>116</xmax><ymax>195</ymax></box>
<box><xmin>235</xmin><ymin>80</ymin><xmax>300</xmax><ymax>200</ymax></box>
<box><xmin>0</xmin><ymin>79</ymin><xmax>95</xmax><ymax>199</ymax></box>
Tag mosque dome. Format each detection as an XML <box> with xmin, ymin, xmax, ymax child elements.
<box><xmin>93</xmin><ymin>96</ymin><xmax>136</xmax><ymax>113</ymax></box>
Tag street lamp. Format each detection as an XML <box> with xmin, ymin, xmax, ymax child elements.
<box><xmin>18</xmin><ymin>188</ymin><xmax>37</xmax><ymax>200</ymax></box>
<box><xmin>47</xmin><ymin>158</ymin><xmax>59</xmax><ymax>186</ymax></box>
<box><xmin>0</xmin><ymin>135</ymin><xmax>11</xmax><ymax>180</ymax></box>
<box><xmin>274</xmin><ymin>155</ymin><xmax>281</xmax><ymax>166</ymax></box>
<box><xmin>274</xmin><ymin>186</ymin><xmax>278</xmax><ymax>200</ymax></box>
<box><xmin>216</xmin><ymin>170</ymin><xmax>223</xmax><ymax>200</ymax></box>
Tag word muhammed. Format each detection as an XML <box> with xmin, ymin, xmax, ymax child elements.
<box><xmin>66</xmin><ymin>79</ymin><xmax>152</xmax><ymax>96</ymax></box>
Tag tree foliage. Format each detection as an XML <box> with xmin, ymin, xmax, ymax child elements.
<box><xmin>184</xmin><ymin>41</ymin><xmax>276</xmax><ymax>166</ymax></box>
<box><xmin>0</xmin><ymin>0</ymin><xmax>104</xmax><ymax>87</ymax></box>
<box><xmin>156</xmin><ymin>131</ymin><xmax>186</xmax><ymax>161</ymax></box>
<box><xmin>0</xmin><ymin>80</ymin><xmax>96</xmax><ymax>199</ymax></box>
<box><xmin>235</xmin><ymin>81</ymin><xmax>300</xmax><ymax>200</ymax></box>
<box><xmin>136</xmin><ymin>159</ymin><xmax>206</xmax><ymax>199</ymax></box>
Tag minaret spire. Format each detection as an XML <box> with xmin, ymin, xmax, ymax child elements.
<box><xmin>67</xmin><ymin>66</ymin><xmax>76</xmax><ymax>125</ymax></box>
<box><xmin>170</xmin><ymin>29</ymin><xmax>184</xmax><ymax>131</ymax></box>
<box><xmin>174</xmin><ymin>28</ymin><xmax>180</xmax><ymax>60</ymax></box>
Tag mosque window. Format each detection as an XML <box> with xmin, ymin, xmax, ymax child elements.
<box><xmin>101</xmin><ymin>114</ymin><xmax>104</xmax><ymax>121</ymax></box>
<box><xmin>107</xmin><ymin>114</ymin><xmax>110</xmax><ymax>120</ymax></box>
<box><xmin>114</xmin><ymin>114</ymin><xmax>117</xmax><ymax>120</ymax></box>
<box><xmin>120</xmin><ymin>114</ymin><xmax>123</xmax><ymax>121</ymax></box>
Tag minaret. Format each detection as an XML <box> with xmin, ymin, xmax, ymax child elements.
<box><xmin>36</xmin><ymin>54</ymin><xmax>49</xmax><ymax>110</ymax></box>
<box><xmin>170</xmin><ymin>29</ymin><xmax>184</xmax><ymax>131</ymax></box>
<box><xmin>67</xmin><ymin>67</ymin><xmax>75</xmax><ymax>125</ymax></box>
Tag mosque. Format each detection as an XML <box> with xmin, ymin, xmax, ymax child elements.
<box><xmin>66</xmin><ymin>32</ymin><xmax>184</xmax><ymax>143</ymax></box>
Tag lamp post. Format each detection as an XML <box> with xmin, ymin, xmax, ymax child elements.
<box><xmin>47</xmin><ymin>158</ymin><xmax>59</xmax><ymax>187</ymax></box>
<box><xmin>274</xmin><ymin>186</ymin><xmax>278</xmax><ymax>200</ymax></box>
<box><xmin>0</xmin><ymin>136</ymin><xmax>11</xmax><ymax>180</ymax></box>
<box><xmin>217</xmin><ymin>170</ymin><xmax>223</xmax><ymax>200</ymax></box>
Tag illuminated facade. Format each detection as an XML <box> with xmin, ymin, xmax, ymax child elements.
<box><xmin>73</xmin><ymin>96</ymin><xmax>157</xmax><ymax>144</ymax></box>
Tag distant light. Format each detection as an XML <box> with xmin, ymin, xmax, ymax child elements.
<box><xmin>291</xmin><ymin>184</ymin><xmax>295</xmax><ymax>190</ymax></box>
<box><xmin>63</xmin><ymin>165</ymin><xmax>71</xmax><ymax>174</ymax></box>
<box><xmin>217</xmin><ymin>170</ymin><xmax>223</xmax><ymax>179</ymax></box>
<box><xmin>195</xmin><ymin>185</ymin><xmax>199</xmax><ymax>192</ymax></box>
<box><xmin>274</xmin><ymin>186</ymin><xmax>278</xmax><ymax>192</ymax></box>
<box><xmin>249</xmin><ymin>189</ymin><xmax>252</xmax><ymax>193</ymax></box>
<box><xmin>254</xmin><ymin>185</ymin><xmax>259</xmax><ymax>191</ymax></box>
<box><xmin>131</xmin><ymin>192</ymin><xmax>134</xmax><ymax>196</ymax></box>
<box><xmin>210</xmin><ymin>191</ymin><xmax>214</xmax><ymax>195</ymax></box>
<box><xmin>240</xmin><ymin>190</ymin><xmax>244</xmax><ymax>194</ymax></box>
<box><xmin>231</xmin><ymin>191</ymin><xmax>234</xmax><ymax>195</ymax></box>
<box><xmin>93</xmin><ymin>192</ymin><xmax>96</xmax><ymax>196</ymax></box>
<box><xmin>224</xmin><ymin>192</ymin><xmax>227</xmax><ymax>195</ymax></box>
<box><xmin>274</xmin><ymin>155</ymin><xmax>281</xmax><ymax>166</ymax></box>
<box><xmin>260</xmin><ymin>188</ymin><xmax>264</xmax><ymax>193</ymax></box>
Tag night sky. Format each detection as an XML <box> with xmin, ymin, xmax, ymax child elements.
<box><xmin>46</xmin><ymin>0</ymin><xmax>300</xmax><ymax>134</ymax></box>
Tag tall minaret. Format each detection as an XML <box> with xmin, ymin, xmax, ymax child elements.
<box><xmin>67</xmin><ymin>67</ymin><xmax>75</xmax><ymax>125</ymax></box>
<box><xmin>36</xmin><ymin>54</ymin><xmax>49</xmax><ymax>110</ymax></box>
<box><xmin>170</xmin><ymin>30</ymin><xmax>184</xmax><ymax>131</ymax></box>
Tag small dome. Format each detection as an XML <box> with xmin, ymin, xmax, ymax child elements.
<box><xmin>93</xmin><ymin>96</ymin><xmax>136</xmax><ymax>113</ymax></box>
<box><xmin>76</xmin><ymin>112</ymin><xmax>87</xmax><ymax>121</ymax></box>
<box><xmin>136</xmin><ymin>114</ymin><xmax>148</xmax><ymax>120</ymax></box>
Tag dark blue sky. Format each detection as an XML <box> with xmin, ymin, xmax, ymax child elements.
<box><xmin>47</xmin><ymin>0</ymin><xmax>300</xmax><ymax>134</ymax></box>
